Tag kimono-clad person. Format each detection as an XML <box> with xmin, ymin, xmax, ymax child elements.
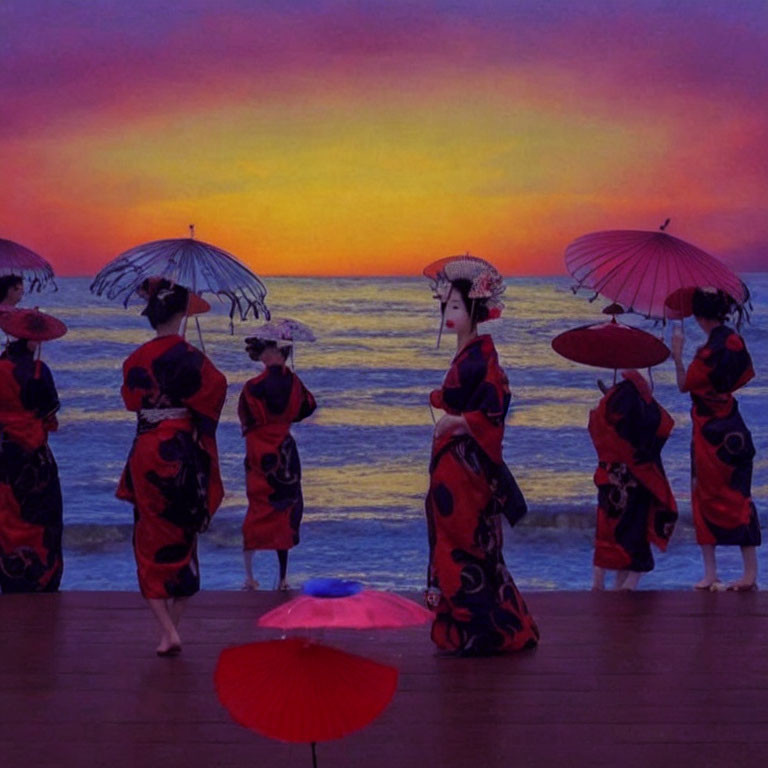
<box><xmin>0</xmin><ymin>308</ymin><xmax>66</xmax><ymax>592</ymax></box>
<box><xmin>590</xmin><ymin>370</ymin><xmax>678</xmax><ymax>590</ymax></box>
<box><xmin>117</xmin><ymin>278</ymin><xmax>227</xmax><ymax>655</ymax></box>
<box><xmin>239</xmin><ymin>320</ymin><xmax>317</xmax><ymax>591</ymax></box>
<box><xmin>423</xmin><ymin>255</ymin><xmax>539</xmax><ymax>656</ymax></box>
<box><xmin>671</xmin><ymin>287</ymin><xmax>760</xmax><ymax>591</ymax></box>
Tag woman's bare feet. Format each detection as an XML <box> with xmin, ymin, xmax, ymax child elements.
<box><xmin>726</xmin><ymin>580</ymin><xmax>758</xmax><ymax>592</ymax></box>
<box><xmin>693</xmin><ymin>578</ymin><xmax>724</xmax><ymax>591</ymax></box>
<box><xmin>591</xmin><ymin>567</ymin><xmax>606</xmax><ymax>591</ymax></box>
<box><xmin>156</xmin><ymin>629</ymin><xmax>182</xmax><ymax>657</ymax></box>
<box><xmin>277</xmin><ymin>579</ymin><xmax>290</xmax><ymax>591</ymax></box>
<box><xmin>242</xmin><ymin>578</ymin><xmax>260</xmax><ymax>591</ymax></box>
<box><xmin>619</xmin><ymin>571</ymin><xmax>641</xmax><ymax>591</ymax></box>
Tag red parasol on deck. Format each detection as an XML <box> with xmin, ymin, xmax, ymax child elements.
<box><xmin>552</xmin><ymin>317</ymin><xmax>670</xmax><ymax>369</ymax></box>
<box><xmin>215</xmin><ymin>638</ymin><xmax>398</xmax><ymax>766</ymax></box>
<box><xmin>564</xmin><ymin>227</ymin><xmax>748</xmax><ymax>320</ymax></box>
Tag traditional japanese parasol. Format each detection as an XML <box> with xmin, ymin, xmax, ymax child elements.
<box><xmin>245</xmin><ymin>317</ymin><xmax>316</xmax><ymax>346</ymax></box>
<box><xmin>551</xmin><ymin>316</ymin><xmax>670</xmax><ymax>370</ymax></box>
<box><xmin>564</xmin><ymin>224</ymin><xmax>748</xmax><ymax>320</ymax></box>
<box><xmin>0</xmin><ymin>308</ymin><xmax>68</xmax><ymax>341</ymax></box>
<box><xmin>89</xmin><ymin>225</ymin><xmax>270</xmax><ymax>325</ymax></box>
<box><xmin>257</xmin><ymin>579</ymin><xmax>432</xmax><ymax>630</ymax></box>
<box><xmin>0</xmin><ymin>238</ymin><xmax>57</xmax><ymax>293</ymax></box>
<box><xmin>245</xmin><ymin>317</ymin><xmax>316</xmax><ymax>368</ymax></box>
<box><xmin>215</xmin><ymin>637</ymin><xmax>398</xmax><ymax>767</ymax></box>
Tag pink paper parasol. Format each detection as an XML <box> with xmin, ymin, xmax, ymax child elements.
<box><xmin>565</xmin><ymin>227</ymin><xmax>748</xmax><ymax>320</ymax></box>
<box><xmin>257</xmin><ymin>589</ymin><xmax>432</xmax><ymax>630</ymax></box>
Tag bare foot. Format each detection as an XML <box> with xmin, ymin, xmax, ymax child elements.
<box><xmin>242</xmin><ymin>579</ymin><xmax>260</xmax><ymax>591</ymax></box>
<box><xmin>277</xmin><ymin>580</ymin><xmax>291</xmax><ymax>591</ymax></box>
<box><xmin>726</xmin><ymin>580</ymin><xmax>758</xmax><ymax>592</ymax></box>
<box><xmin>693</xmin><ymin>578</ymin><xmax>723</xmax><ymax>591</ymax></box>
<box><xmin>156</xmin><ymin>630</ymin><xmax>182</xmax><ymax>657</ymax></box>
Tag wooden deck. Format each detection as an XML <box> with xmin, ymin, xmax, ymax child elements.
<box><xmin>2</xmin><ymin>590</ymin><xmax>768</xmax><ymax>767</ymax></box>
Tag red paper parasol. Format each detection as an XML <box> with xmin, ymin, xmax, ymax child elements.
<box><xmin>215</xmin><ymin>638</ymin><xmax>398</xmax><ymax>765</ymax></box>
<box><xmin>0</xmin><ymin>308</ymin><xmax>67</xmax><ymax>341</ymax></box>
<box><xmin>552</xmin><ymin>317</ymin><xmax>670</xmax><ymax>369</ymax></box>
<box><xmin>565</xmin><ymin>227</ymin><xmax>748</xmax><ymax>320</ymax></box>
<box><xmin>257</xmin><ymin>589</ymin><xmax>432</xmax><ymax>630</ymax></box>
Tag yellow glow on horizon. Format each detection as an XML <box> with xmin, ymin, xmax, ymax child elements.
<box><xmin>19</xmin><ymin>76</ymin><xmax>671</xmax><ymax>276</ymax></box>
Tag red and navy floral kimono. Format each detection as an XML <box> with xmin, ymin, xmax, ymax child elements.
<box><xmin>238</xmin><ymin>365</ymin><xmax>316</xmax><ymax>551</ymax></box>
<box><xmin>425</xmin><ymin>335</ymin><xmax>539</xmax><ymax>655</ymax></box>
<box><xmin>684</xmin><ymin>325</ymin><xmax>760</xmax><ymax>546</ymax></box>
<box><xmin>588</xmin><ymin>371</ymin><xmax>678</xmax><ymax>572</ymax></box>
<box><xmin>0</xmin><ymin>341</ymin><xmax>63</xmax><ymax>592</ymax></box>
<box><xmin>117</xmin><ymin>335</ymin><xmax>227</xmax><ymax>599</ymax></box>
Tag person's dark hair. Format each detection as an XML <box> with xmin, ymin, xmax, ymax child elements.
<box><xmin>140</xmin><ymin>278</ymin><xmax>189</xmax><ymax>329</ymax></box>
<box><xmin>0</xmin><ymin>274</ymin><xmax>23</xmax><ymax>302</ymax></box>
<box><xmin>440</xmin><ymin>277</ymin><xmax>490</xmax><ymax>326</ymax></box>
<box><xmin>245</xmin><ymin>338</ymin><xmax>290</xmax><ymax>362</ymax></box>
<box><xmin>4</xmin><ymin>339</ymin><xmax>32</xmax><ymax>357</ymax></box>
<box><xmin>691</xmin><ymin>288</ymin><xmax>744</xmax><ymax>327</ymax></box>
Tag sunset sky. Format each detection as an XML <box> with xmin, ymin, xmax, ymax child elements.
<box><xmin>1</xmin><ymin>1</ymin><xmax>766</xmax><ymax>276</ymax></box>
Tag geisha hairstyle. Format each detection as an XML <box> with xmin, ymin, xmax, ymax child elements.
<box><xmin>0</xmin><ymin>274</ymin><xmax>23</xmax><ymax>302</ymax></box>
<box><xmin>441</xmin><ymin>278</ymin><xmax>490</xmax><ymax>326</ymax></box>
<box><xmin>140</xmin><ymin>278</ymin><xmax>190</xmax><ymax>329</ymax></box>
<box><xmin>691</xmin><ymin>288</ymin><xmax>746</xmax><ymax>328</ymax></box>
<box><xmin>244</xmin><ymin>337</ymin><xmax>290</xmax><ymax>362</ymax></box>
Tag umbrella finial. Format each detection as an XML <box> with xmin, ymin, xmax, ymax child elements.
<box><xmin>189</xmin><ymin>224</ymin><xmax>195</xmax><ymax>239</ymax></box>
<box><xmin>659</xmin><ymin>218</ymin><xmax>670</xmax><ymax>231</ymax></box>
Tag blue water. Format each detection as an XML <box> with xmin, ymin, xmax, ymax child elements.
<box><xmin>24</xmin><ymin>275</ymin><xmax>768</xmax><ymax>590</ymax></box>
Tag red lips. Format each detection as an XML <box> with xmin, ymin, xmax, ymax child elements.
<box><xmin>445</xmin><ymin>320</ymin><xmax>455</xmax><ymax>328</ymax></box>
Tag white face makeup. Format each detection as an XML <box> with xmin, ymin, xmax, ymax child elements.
<box><xmin>442</xmin><ymin>288</ymin><xmax>473</xmax><ymax>336</ymax></box>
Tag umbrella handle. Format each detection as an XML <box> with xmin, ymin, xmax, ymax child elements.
<box><xmin>195</xmin><ymin>316</ymin><xmax>206</xmax><ymax>353</ymax></box>
<box><xmin>311</xmin><ymin>741</ymin><xmax>318</xmax><ymax>768</ymax></box>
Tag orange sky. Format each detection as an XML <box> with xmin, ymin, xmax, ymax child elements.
<box><xmin>2</xmin><ymin>1</ymin><xmax>767</xmax><ymax>276</ymax></box>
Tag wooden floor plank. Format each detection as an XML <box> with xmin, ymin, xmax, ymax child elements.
<box><xmin>2</xmin><ymin>590</ymin><xmax>768</xmax><ymax>767</ymax></box>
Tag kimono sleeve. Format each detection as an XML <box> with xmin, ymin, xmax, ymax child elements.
<box><xmin>294</xmin><ymin>376</ymin><xmax>317</xmax><ymax>422</ymax></box>
<box><xmin>21</xmin><ymin>361</ymin><xmax>60</xmax><ymax>422</ymax></box>
<box><xmin>238</xmin><ymin>385</ymin><xmax>267</xmax><ymax>435</ymax></box>
<box><xmin>121</xmin><ymin>351</ymin><xmax>153</xmax><ymax>412</ymax></box>
<box><xmin>447</xmin><ymin>344</ymin><xmax>507</xmax><ymax>464</ymax></box>
<box><xmin>184</xmin><ymin>354</ymin><xmax>227</xmax><ymax>437</ymax></box>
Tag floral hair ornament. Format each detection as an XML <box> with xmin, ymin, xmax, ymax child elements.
<box><xmin>422</xmin><ymin>253</ymin><xmax>506</xmax><ymax>348</ymax></box>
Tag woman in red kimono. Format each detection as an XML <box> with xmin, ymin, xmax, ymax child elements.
<box><xmin>424</xmin><ymin>256</ymin><xmax>539</xmax><ymax>656</ymax></box>
<box><xmin>589</xmin><ymin>370</ymin><xmax>678</xmax><ymax>590</ymax></box>
<box><xmin>117</xmin><ymin>278</ymin><xmax>227</xmax><ymax>655</ymax></box>
<box><xmin>0</xmin><ymin>310</ymin><xmax>64</xmax><ymax>592</ymax></box>
<box><xmin>671</xmin><ymin>288</ymin><xmax>759</xmax><ymax>591</ymax></box>
<box><xmin>239</xmin><ymin>333</ymin><xmax>316</xmax><ymax>590</ymax></box>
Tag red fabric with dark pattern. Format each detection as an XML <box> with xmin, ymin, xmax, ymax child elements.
<box><xmin>588</xmin><ymin>371</ymin><xmax>678</xmax><ymax>572</ymax></box>
<box><xmin>0</xmin><ymin>342</ymin><xmax>62</xmax><ymax>592</ymax></box>
<box><xmin>425</xmin><ymin>335</ymin><xmax>539</xmax><ymax>655</ymax></box>
<box><xmin>239</xmin><ymin>365</ymin><xmax>316</xmax><ymax>551</ymax></box>
<box><xmin>117</xmin><ymin>335</ymin><xmax>227</xmax><ymax>599</ymax></box>
<box><xmin>684</xmin><ymin>326</ymin><xmax>760</xmax><ymax>546</ymax></box>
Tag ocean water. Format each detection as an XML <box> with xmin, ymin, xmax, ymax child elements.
<box><xmin>23</xmin><ymin>275</ymin><xmax>768</xmax><ymax>591</ymax></box>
